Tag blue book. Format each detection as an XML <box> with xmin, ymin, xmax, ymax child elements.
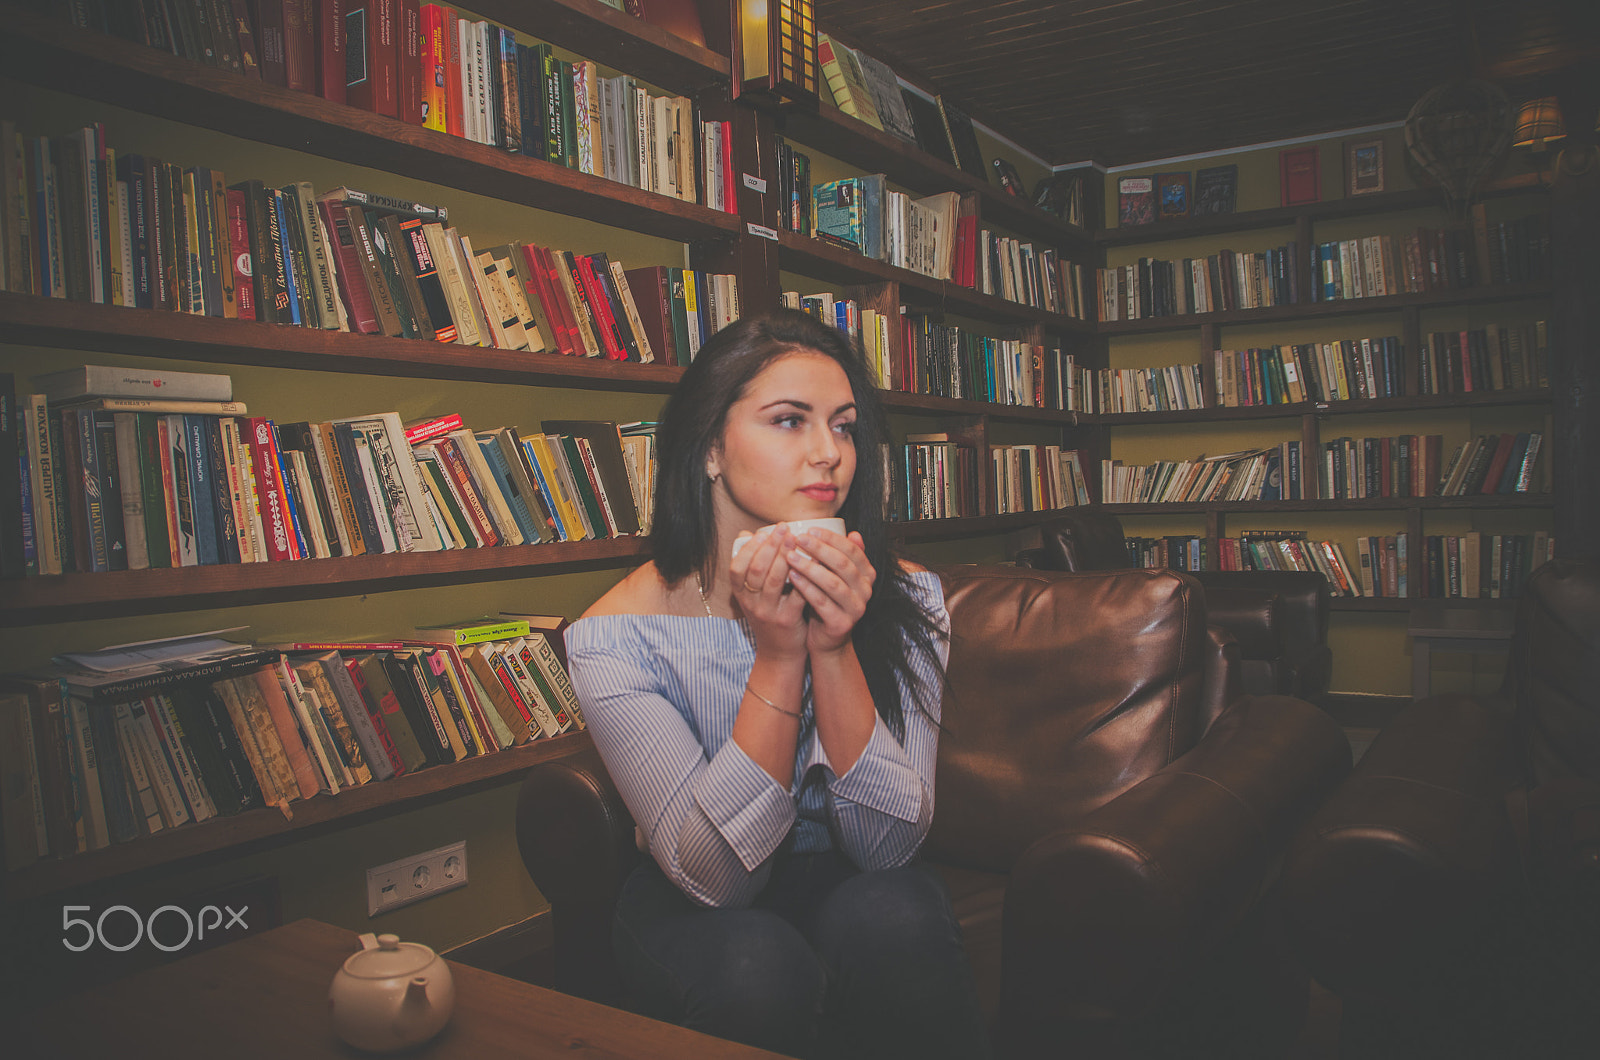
<box><xmin>270</xmin><ymin>188</ymin><xmax>302</xmax><ymax>326</ymax></box>
<box><xmin>184</xmin><ymin>415</ymin><xmax>220</xmax><ymax>565</ymax></box>
<box><xmin>274</xmin><ymin>446</ymin><xmax>313</xmax><ymax>559</ymax></box>
<box><xmin>519</xmin><ymin>437</ymin><xmax>569</xmax><ymax>540</ymax></box>
<box><xmin>476</xmin><ymin>432</ymin><xmax>540</xmax><ymax>543</ymax></box>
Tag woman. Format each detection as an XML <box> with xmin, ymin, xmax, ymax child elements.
<box><xmin>565</xmin><ymin>310</ymin><xmax>992</xmax><ymax>1058</ymax></box>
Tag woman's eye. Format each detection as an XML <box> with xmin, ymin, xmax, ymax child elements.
<box><xmin>833</xmin><ymin>420</ymin><xmax>857</xmax><ymax>436</ymax></box>
<box><xmin>773</xmin><ymin>413</ymin><xmax>803</xmax><ymax>428</ymax></box>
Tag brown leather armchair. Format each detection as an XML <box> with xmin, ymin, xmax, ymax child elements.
<box><xmin>1279</xmin><ymin>558</ymin><xmax>1600</xmax><ymax>1058</ymax></box>
<box><xmin>1017</xmin><ymin>510</ymin><xmax>1333</xmax><ymax>701</ymax></box>
<box><xmin>517</xmin><ymin>566</ymin><xmax>1351</xmax><ymax>1057</ymax></box>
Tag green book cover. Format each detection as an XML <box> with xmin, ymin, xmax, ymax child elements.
<box><xmin>553</xmin><ymin>433</ymin><xmax>607</xmax><ymax>537</ymax></box>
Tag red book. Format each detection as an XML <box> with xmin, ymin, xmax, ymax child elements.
<box><xmin>314</xmin><ymin>0</ymin><xmax>346</xmax><ymax>102</ymax></box>
<box><xmin>399</xmin><ymin>0</ymin><xmax>423</xmax><ymax>124</ymax></box>
<box><xmin>522</xmin><ymin>245</ymin><xmax>575</xmax><ymax>356</ymax></box>
<box><xmin>443</xmin><ymin>6</ymin><xmax>463</xmax><ymax>139</ymax></box>
<box><xmin>346</xmin><ymin>0</ymin><xmax>399</xmax><ymax>117</ymax></box>
<box><xmin>523</xmin><ymin>244</ymin><xmax>577</xmax><ymax>355</ymax></box>
<box><xmin>720</xmin><ymin>121</ymin><xmax>735</xmax><ymax>213</ymax></box>
<box><xmin>420</xmin><ymin>3</ymin><xmax>448</xmax><ymax>132</ymax></box>
<box><xmin>1279</xmin><ymin>146</ymin><xmax>1320</xmax><ymax>207</ymax></box>
<box><xmin>430</xmin><ymin>437</ymin><xmax>500</xmax><ymax>547</ymax></box>
<box><xmin>623</xmin><ymin>265</ymin><xmax>676</xmax><ymax>366</ymax></box>
<box><xmin>342</xmin><ymin>656</ymin><xmax>407</xmax><ymax>776</ymax></box>
<box><xmin>255</xmin><ymin>0</ymin><xmax>288</xmax><ymax>87</ymax></box>
<box><xmin>226</xmin><ymin>189</ymin><xmax>257</xmax><ymax>320</ymax></box>
<box><xmin>246</xmin><ymin>417</ymin><xmax>295</xmax><ymax>562</ymax></box>
<box><xmin>282</xmin><ymin>0</ymin><xmax>315</xmax><ymax>92</ymax></box>
<box><xmin>403</xmin><ymin>412</ymin><xmax>463</xmax><ymax>444</ymax></box>
<box><xmin>575</xmin><ymin>255</ymin><xmax>625</xmax><ymax>359</ymax></box>
<box><xmin>317</xmin><ymin>200</ymin><xmax>381</xmax><ymax>333</ymax></box>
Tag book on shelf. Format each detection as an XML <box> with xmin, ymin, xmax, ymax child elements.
<box><xmin>1117</xmin><ymin>177</ymin><xmax>1155</xmax><ymax>227</ymax></box>
<box><xmin>1192</xmin><ymin>164</ymin><xmax>1237</xmax><ymax>215</ymax></box>
<box><xmin>853</xmin><ymin>48</ymin><xmax>917</xmax><ymax>144</ymax></box>
<box><xmin>899</xmin><ymin>88</ymin><xmax>958</xmax><ymax>167</ymax></box>
<box><xmin>817</xmin><ymin>33</ymin><xmax>882</xmax><ymax>130</ymax></box>
<box><xmin>1279</xmin><ymin>146</ymin><xmax>1320</xmax><ymax>206</ymax></box>
<box><xmin>937</xmin><ymin>98</ymin><xmax>987</xmax><ymax>182</ymax></box>
<box><xmin>1155</xmin><ymin>172</ymin><xmax>1190</xmax><ymax>220</ymax></box>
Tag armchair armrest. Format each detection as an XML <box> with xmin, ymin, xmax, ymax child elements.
<box><xmin>999</xmin><ymin>695</ymin><xmax>1350</xmax><ymax>1029</ymax></box>
<box><xmin>514</xmin><ymin>742</ymin><xmax>639</xmax><ymax>1002</ymax></box>
<box><xmin>1279</xmin><ymin>693</ymin><xmax>1516</xmax><ymax>1000</ymax></box>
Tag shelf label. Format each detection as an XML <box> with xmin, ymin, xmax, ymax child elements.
<box><xmin>746</xmin><ymin>223</ymin><xmax>779</xmax><ymax>241</ymax></box>
<box><xmin>742</xmin><ymin>174</ymin><xmax>768</xmax><ymax>193</ymax></box>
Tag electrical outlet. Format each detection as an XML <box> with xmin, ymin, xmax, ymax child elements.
<box><xmin>366</xmin><ymin>841</ymin><xmax>468</xmax><ymax>917</ymax></box>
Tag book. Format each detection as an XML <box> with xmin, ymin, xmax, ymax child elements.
<box><xmin>938</xmin><ymin>99</ymin><xmax>987</xmax><ymax>181</ymax></box>
<box><xmin>33</xmin><ymin>365</ymin><xmax>233</xmax><ymax>404</ymax></box>
<box><xmin>817</xmin><ymin>33</ymin><xmax>882</xmax><ymax>129</ymax></box>
<box><xmin>1117</xmin><ymin>177</ymin><xmax>1155</xmax><ymax>227</ymax></box>
<box><xmin>1280</xmin><ymin>146</ymin><xmax>1320</xmax><ymax>206</ymax></box>
<box><xmin>1193</xmin><ymin>164</ymin><xmax>1238</xmax><ymax>215</ymax></box>
<box><xmin>900</xmin><ymin>88</ymin><xmax>957</xmax><ymax>167</ymax></box>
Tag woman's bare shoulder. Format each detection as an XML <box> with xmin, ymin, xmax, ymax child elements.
<box><xmin>581</xmin><ymin>563</ymin><xmax>676</xmax><ymax>619</ymax></box>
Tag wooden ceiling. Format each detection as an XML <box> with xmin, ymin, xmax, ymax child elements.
<box><xmin>815</xmin><ymin>0</ymin><xmax>1600</xmax><ymax>168</ymax></box>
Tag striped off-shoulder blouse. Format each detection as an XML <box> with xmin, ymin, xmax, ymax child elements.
<box><xmin>564</xmin><ymin>569</ymin><xmax>949</xmax><ymax>909</ymax></box>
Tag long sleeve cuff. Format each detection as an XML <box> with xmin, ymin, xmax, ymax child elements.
<box><xmin>692</xmin><ymin>739</ymin><xmax>798</xmax><ymax>872</ymax></box>
<box><xmin>823</xmin><ymin>714</ymin><xmax>925</xmax><ymax>824</ymax></box>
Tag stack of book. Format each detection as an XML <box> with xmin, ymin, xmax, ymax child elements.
<box><xmin>1101</xmin><ymin>448</ymin><xmax>1284</xmax><ymax>505</ymax></box>
<box><xmin>1213</xmin><ymin>336</ymin><xmax>1405</xmax><ymax>406</ymax></box>
<box><xmin>1098</xmin><ymin>243</ymin><xmax>1302</xmax><ymax>322</ymax></box>
<box><xmin>9</xmin><ymin>365</ymin><xmax>656</xmax><ymax>578</ymax></box>
<box><xmin>1312</xmin><ymin>213</ymin><xmax>1547</xmax><ymax>302</ymax></box>
<box><xmin>51</xmin><ymin>3</ymin><xmax>734</xmax><ymax>210</ymax></box>
<box><xmin>1419</xmin><ymin>531</ymin><xmax>1554</xmax><ymax>600</ymax></box>
<box><xmin>1315</xmin><ymin>434</ymin><xmax>1446</xmax><ymax>501</ymax></box>
<box><xmin>780</xmin><ymin>290</ymin><xmax>895</xmax><ymax>388</ymax></box>
<box><xmin>1098</xmin><ymin>363</ymin><xmax>1207</xmax><ymax>413</ymax></box>
<box><xmin>774</xmin><ymin>138</ymin><xmax>813</xmax><ymax>238</ymax></box>
<box><xmin>974</xmin><ymin>230</ymin><xmax>1087</xmax><ymax>319</ymax></box>
<box><xmin>0</xmin><ymin>618</ymin><xmax>581</xmax><ymax>865</ymax></box>
<box><xmin>987</xmin><ymin>444</ymin><xmax>1090</xmax><ymax>516</ymax></box>
<box><xmin>1419</xmin><ymin>322</ymin><xmax>1547</xmax><ymax>394</ymax></box>
<box><xmin>884</xmin><ymin>433</ymin><xmax>982</xmax><ymax>522</ymax></box>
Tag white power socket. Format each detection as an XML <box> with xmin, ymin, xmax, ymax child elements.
<box><xmin>366</xmin><ymin>841</ymin><xmax>469</xmax><ymax>917</ymax></box>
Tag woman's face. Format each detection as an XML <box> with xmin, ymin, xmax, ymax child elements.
<box><xmin>707</xmin><ymin>350</ymin><xmax>858</xmax><ymax>538</ymax></box>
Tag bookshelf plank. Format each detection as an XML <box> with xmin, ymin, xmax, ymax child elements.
<box><xmin>882</xmin><ymin>390</ymin><xmax>1077</xmax><ymax>424</ymax></box>
<box><xmin>0</xmin><ymin>6</ymin><xmax>739</xmax><ymax>244</ymax></box>
<box><xmin>3</xmin><ymin>731</ymin><xmax>594</xmax><ymax>902</ymax></box>
<box><xmin>1096</xmin><ymin>282</ymin><xmax>1551</xmax><ymax>336</ymax></box>
<box><xmin>1</xmin><ymin>537</ymin><xmax>650</xmax><ymax>627</ymax></box>
<box><xmin>1089</xmin><ymin>388</ymin><xmax>1553</xmax><ymax>426</ymax></box>
<box><xmin>1096</xmin><ymin>178</ymin><xmax>1549</xmax><ymax>246</ymax></box>
<box><xmin>0</xmin><ymin>292</ymin><xmax>685</xmax><ymax>391</ymax></box>
<box><xmin>1098</xmin><ymin>496</ymin><xmax>1555</xmax><ymax>516</ymax></box>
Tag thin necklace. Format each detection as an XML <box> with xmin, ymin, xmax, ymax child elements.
<box><xmin>695</xmin><ymin>571</ymin><xmax>715</xmax><ymax>617</ymax></box>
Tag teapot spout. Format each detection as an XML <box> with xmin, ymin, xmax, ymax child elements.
<box><xmin>402</xmin><ymin>976</ymin><xmax>431</xmax><ymax>1014</ymax></box>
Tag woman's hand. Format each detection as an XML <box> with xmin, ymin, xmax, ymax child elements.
<box><xmin>729</xmin><ymin>524</ymin><xmax>809</xmax><ymax>660</ymax></box>
<box><xmin>785</xmin><ymin>528</ymin><xmax>876</xmax><ymax>656</ymax></box>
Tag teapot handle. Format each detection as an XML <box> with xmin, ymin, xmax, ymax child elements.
<box><xmin>357</xmin><ymin>932</ymin><xmax>379</xmax><ymax>952</ymax></box>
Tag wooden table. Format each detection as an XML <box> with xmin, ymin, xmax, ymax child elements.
<box><xmin>18</xmin><ymin>918</ymin><xmax>786</xmax><ymax>1060</ymax></box>
<box><xmin>1407</xmin><ymin>604</ymin><xmax>1517</xmax><ymax>699</ymax></box>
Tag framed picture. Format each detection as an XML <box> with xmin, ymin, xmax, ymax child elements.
<box><xmin>1346</xmin><ymin>138</ymin><xmax>1385</xmax><ymax>196</ymax></box>
<box><xmin>1155</xmin><ymin>172</ymin><xmax>1191</xmax><ymax>219</ymax></box>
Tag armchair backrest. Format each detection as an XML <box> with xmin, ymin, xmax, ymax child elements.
<box><xmin>926</xmin><ymin>566</ymin><xmax>1209</xmax><ymax>874</ymax></box>
<box><xmin>1038</xmin><ymin>510</ymin><xmax>1135</xmax><ymax>571</ymax></box>
<box><xmin>1507</xmin><ymin>559</ymin><xmax>1600</xmax><ymax>787</ymax></box>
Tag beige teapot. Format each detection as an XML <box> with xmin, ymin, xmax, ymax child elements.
<box><xmin>329</xmin><ymin>932</ymin><xmax>456</xmax><ymax>1052</ymax></box>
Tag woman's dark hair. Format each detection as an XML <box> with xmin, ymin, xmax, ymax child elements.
<box><xmin>651</xmin><ymin>309</ymin><xmax>943</xmax><ymax>735</ymax></box>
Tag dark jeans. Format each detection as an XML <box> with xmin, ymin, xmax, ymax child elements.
<box><xmin>612</xmin><ymin>849</ymin><xmax>994</xmax><ymax>1059</ymax></box>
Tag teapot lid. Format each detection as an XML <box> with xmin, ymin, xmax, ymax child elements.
<box><xmin>342</xmin><ymin>934</ymin><xmax>438</xmax><ymax>980</ymax></box>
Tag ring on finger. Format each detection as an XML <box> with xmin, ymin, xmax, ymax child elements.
<box><xmin>742</xmin><ymin>579</ymin><xmax>761</xmax><ymax>592</ymax></box>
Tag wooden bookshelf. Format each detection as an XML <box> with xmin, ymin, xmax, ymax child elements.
<box><xmin>1097</xmin><ymin>281</ymin><xmax>1551</xmax><ymax>336</ymax></box>
<box><xmin>1</xmin><ymin>537</ymin><xmax>650</xmax><ymax>627</ymax></box>
<box><xmin>1329</xmin><ymin>596</ymin><xmax>1523</xmax><ymax>614</ymax></box>
<box><xmin>881</xmin><ymin>389</ymin><xmax>1078</xmax><ymax>424</ymax></box>
<box><xmin>3</xmin><ymin>730</ymin><xmax>595</xmax><ymax>902</ymax></box>
<box><xmin>0</xmin><ymin>292</ymin><xmax>686</xmax><ymax>391</ymax></box>
<box><xmin>0</xmin><ymin>5</ymin><xmax>740</xmax><ymax>243</ymax></box>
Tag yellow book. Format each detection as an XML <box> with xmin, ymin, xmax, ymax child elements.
<box><xmin>523</xmin><ymin>433</ymin><xmax>590</xmax><ymax>541</ymax></box>
<box><xmin>817</xmin><ymin>34</ymin><xmax>882</xmax><ymax>129</ymax></box>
